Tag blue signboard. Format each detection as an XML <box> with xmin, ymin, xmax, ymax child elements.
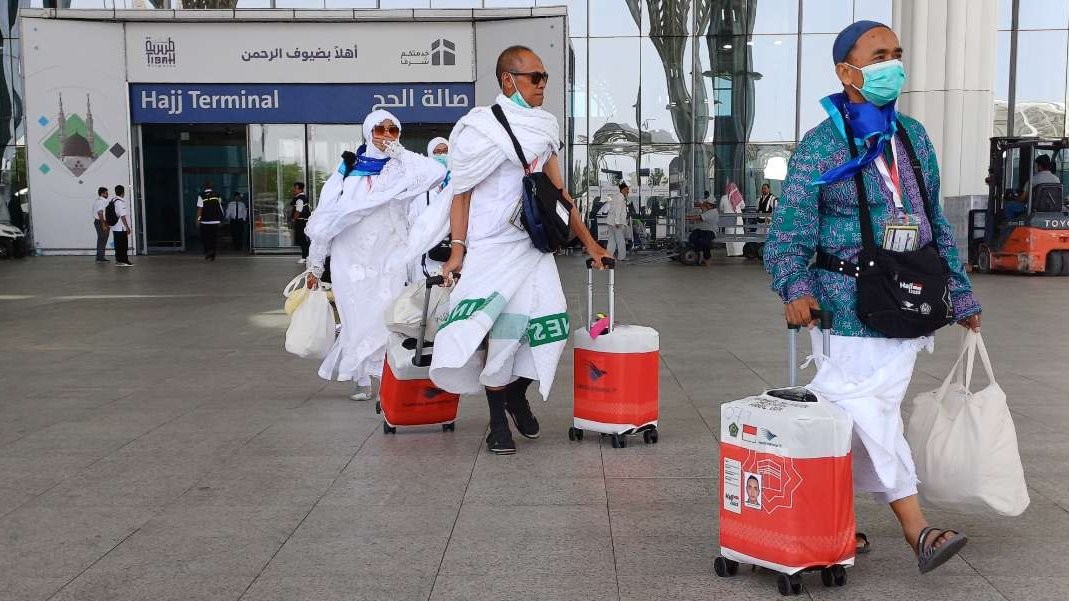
<box><xmin>129</xmin><ymin>83</ymin><xmax>475</xmax><ymax>124</ymax></box>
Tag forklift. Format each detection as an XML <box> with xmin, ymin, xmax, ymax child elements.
<box><xmin>969</xmin><ymin>137</ymin><xmax>1069</xmax><ymax>275</ymax></box>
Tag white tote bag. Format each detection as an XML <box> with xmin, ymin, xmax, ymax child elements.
<box><xmin>906</xmin><ymin>331</ymin><xmax>1030</xmax><ymax>516</ymax></box>
<box><xmin>284</xmin><ymin>288</ymin><xmax>336</xmax><ymax>359</ymax></box>
<box><xmin>384</xmin><ymin>280</ymin><xmax>450</xmax><ymax>341</ymax></box>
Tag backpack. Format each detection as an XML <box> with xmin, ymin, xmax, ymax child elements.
<box><xmin>104</xmin><ymin>199</ymin><xmax>119</xmax><ymax>227</ymax></box>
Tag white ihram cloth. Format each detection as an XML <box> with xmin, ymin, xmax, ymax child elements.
<box><xmin>305</xmin><ymin>110</ymin><xmax>446</xmax><ymax>384</ymax></box>
<box><xmin>406</xmin><ymin>137</ymin><xmax>452</xmax><ymax>283</ymax></box>
<box><xmin>805</xmin><ymin>331</ymin><xmax>934</xmax><ymax>504</ymax></box>
<box><xmin>428</xmin><ymin>95</ymin><xmax>566</xmax><ymax>398</ymax></box>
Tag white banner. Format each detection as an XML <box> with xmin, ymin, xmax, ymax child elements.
<box><xmin>126</xmin><ymin>22</ymin><xmax>475</xmax><ymax>84</ymax></box>
<box><xmin>24</xmin><ymin>18</ymin><xmax>134</xmax><ymax>254</ymax></box>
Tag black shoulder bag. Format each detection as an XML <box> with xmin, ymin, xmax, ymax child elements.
<box><xmin>820</xmin><ymin>118</ymin><xmax>955</xmax><ymax>338</ymax></box>
<box><xmin>490</xmin><ymin>104</ymin><xmax>572</xmax><ymax>253</ymax></box>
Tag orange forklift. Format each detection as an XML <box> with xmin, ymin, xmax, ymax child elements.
<box><xmin>970</xmin><ymin>137</ymin><xmax>1069</xmax><ymax>275</ymax></box>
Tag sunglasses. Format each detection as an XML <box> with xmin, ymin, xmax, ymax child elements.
<box><xmin>510</xmin><ymin>71</ymin><xmax>550</xmax><ymax>86</ymax></box>
<box><xmin>372</xmin><ymin>124</ymin><xmax>400</xmax><ymax>136</ymax></box>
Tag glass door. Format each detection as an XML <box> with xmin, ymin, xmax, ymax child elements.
<box><xmin>141</xmin><ymin>125</ymin><xmax>184</xmax><ymax>250</ymax></box>
<box><xmin>250</xmin><ymin>124</ymin><xmax>307</xmax><ymax>252</ymax></box>
<box><xmin>307</xmin><ymin>124</ymin><xmax>361</xmax><ymax>206</ymax></box>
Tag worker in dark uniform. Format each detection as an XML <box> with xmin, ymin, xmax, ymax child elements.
<box><xmin>195</xmin><ymin>182</ymin><xmax>224</xmax><ymax>262</ymax></box>
<box><xmin>291</xmin><ymin>182</ymin><xmax>311</xmax><ymax>264</ymax></box>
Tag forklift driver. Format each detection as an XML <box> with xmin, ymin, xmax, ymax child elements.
<box><xmin>1008</xmin><ymin>155</ymin><xmax>1060</xmax><ymax>220</ymax></box>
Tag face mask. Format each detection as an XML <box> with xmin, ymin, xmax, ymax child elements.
<box><xmin>845</xmin><ymin>59</ymin><xmax>906</xmax><ymax>107</ymax></box>
<box><xmin>506</xmin><ymin>74</ymin><xmax>533</xmax><ymax>109</ymax></box>
<box><xmin>433</xmin><ymin>154</ymin><xmax>448</xmax><ymax>167</ymax></box>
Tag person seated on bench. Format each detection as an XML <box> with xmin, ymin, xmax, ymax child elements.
<box><xmin>686</xmin><ymin>200</ymin><xmax>718</xmax><ymax>267</ymax></box>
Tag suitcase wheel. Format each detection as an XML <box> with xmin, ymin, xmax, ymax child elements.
<box><xmin>713</xmin><ymin>556</ymin><xmax>738</xmax><ymax>578</ymax></box>
<box><xmin>568</xmin><ymin>427</ymin><xmax>584</xmax><ymax>442</ymax></box>
<box><xmin>383</xmin><ymin>421</ymin><xmax>397</xmax><ymax>435</ymax></box>
<box><xmin>442</xmin><ymin>423</ymin><xmax>456</xmax><ymax>432</ymax></box>
<box><xmin>610</xmin><ymin>433</ymin><xmax>627</xmax><ymax>449</ymax></box>
<box><xmin>374</xmin><ymin>401</ymin><xmax>381</xmax><ymax>415</ymax></box>
<box><xmin>820</xmin><ymin>566</ymin><xmax>847</xmax><ymax>588</ymax></box>
<box><xmin>642</xmin><ymin>428</ymin><xmax>659</xmax><ymax>445</ymax></box>
<box><xmin>777</xmin><ymin>573</ymin><xmax>803</xmax><ymax>596</ymax></box>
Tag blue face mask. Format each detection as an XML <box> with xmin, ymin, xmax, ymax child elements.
<box><xmin>846</xmin><ymin>59</ymin><xmax>906</xmax><ymax>107</ymax></box>
<box><xmin>506</xmin><ymin>74</ymin><xmax>533</xmax><ymax>108</ymax></box>
<box><xmin>433</xmin><ymin>154</ymin><xmax>448</xmax><ymax>167</ymax></box>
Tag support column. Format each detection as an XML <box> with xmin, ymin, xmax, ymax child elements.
<box><xmin>893</xmin><ymin>0</ymin><xmax>999</xmax><ymax>198</ymax></box>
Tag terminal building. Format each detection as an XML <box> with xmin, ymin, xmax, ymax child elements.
<box><xmin>4</xmin><ymin>0</ymin><xmax>1056</xmax><ymax>256</ymax></box>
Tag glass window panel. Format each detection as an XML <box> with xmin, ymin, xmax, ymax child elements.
<box><xmin>589</xmin><ymin>37</ymin><xmax>641</xmax><ymax>144</ymax></box>
<box><xmin>485</xmin><ymin>0</ymin><xmax>537</xmax><ymax>6</ymax></box>
<box><xmin>854</xmin><ymin>0</ymin><xmax>890</xmax><ymax>24</ymax></box>
<box><xmin>324</xmin><ymin>0</ymin><xmax>378</xmax><ymax>6</ymax></box>
<box><xmin>589</xmin><ymin>0</ymin><xmax>640</xmax><ymax>37</ymax></box>
<box><xmin>696</xmin><ymin>34</ymin><xmax>797</xmax><ymax>144</ymax></box>
<box><xmin>250</xmin><ymin>124</ymin><xmax>307</xmax><ymax>251</ymax></box>
<box><xmin>307</xmin><ymin>124</ymin><xmax>361</xmax><ymax>209</ymax></box>
<box><xmin>566</xmin><ymin>144</ymin><xmax>589</xmax><ymax>210</ymax></box>
<box><xmin>569</xmin><ymin>37</ymin><xmax>589</xmax><ymax>144</ymax></box>
<box><xmin>1018</xmin><ymin>0</ymin><xmax>1069</xmax><ymax>30</ymax></box>
<box><xmin>538</xmin><ymin>0</ymin><xmax>587</xmax><ymax>36</ymax></box>
<box><xmin>379</xmin><ymin>0</ymin><xmax>431</xmax><ymax>8</ymax></box>
<box><xmin>747</xmin><ymin>142</ymin><xmax>795</xmax><ymax>201</ymax></box>
<box><xmin>753</xmin><ymin>0</ymin><xmax>799</xmax><ymax>35</ymax></box>
<box><xmin>587</xmin><ymin>144</ymin><xmax>638</xmax><ymax>240</ymax></box>
<box><xmin>750</xmin><ymin>35</ymin><xmax>797</xmax><ymax>141</ymax></box>
<box><xmin>641</xmin><ymin>36</ymin><xmax>694</xmax><ymax>144</ymax></box>
<box><xmin>997</xmin><ymin>0</ymin><xmax>1011</xmax><ymax>30</ymax></box>
<box><xmin>801</xmin><ymin>0</ymin><xmax>851</xmax><ymax>34</ymax></box>
<box><xmin>433</xmin><ymin>0</ymin><xmax>482</xmax><ymax>7</ymax></box>
<box><xmin>994</xmin><ymin>30</ymin><xmax>1010</xmax><ymax>137</ymax></box>
<box><xmin>236</xmin><ymin>0</ymin><xmax>274</xmax><ymax>7</ymax></box>
<box><xmin>274</xmin><ymin>0</ymin><xmax>327</xmax><ymax>7</ymax></box>
<box><xmin>642</xmin><ymin>0</ymin><xmax>692</xmax><ymax>37</ymax></box>
<box><xmin>1013</xmin><ymin>30</ymin><xmax>1068</xmax><ymax>137</ymax></box>
<box><xmin>798</xmin><ymin>33</ymin><xmax>839</xmax><ymax>135</ymax></box>
<box><xmin>639</xmin><ymin>144</ymin><xmax>688</xmax><ymax>242</ymax></box>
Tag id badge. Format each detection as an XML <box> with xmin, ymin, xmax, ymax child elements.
<box><xmin>509</xmin><ymin>199</ymin><xmax>526</xmax><ymax>231</ymax></box>
<box><xmin>883</xmin><ymin>214</ymin><xmax>920</xmax><ymax>252</ymax></box>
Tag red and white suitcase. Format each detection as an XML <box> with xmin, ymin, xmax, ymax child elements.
<box><xmin>569</xmin><ymin>259</ymin><xmax>660</xmax><ymax>448</ymax></box>
<box><xmin>377</xmin><ymin>275</ymin><xmax>460</xmax><ymax>434</ymax></box>
<box><xmin>715</xmin><ymin>311</ymin><xmax>856</xmax><ymax>596</ymax></box>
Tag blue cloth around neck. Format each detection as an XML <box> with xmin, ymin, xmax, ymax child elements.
<box><xmin>337</xmin><ymin>144</ymin><xmax>390</xmax><ymax>177</ymax></box>
<box><xmin>812</xmin><ymin>92</ymin><xmax>898</xmax><ymax>186</ymax></box>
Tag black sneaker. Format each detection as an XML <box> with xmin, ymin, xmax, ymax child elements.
<box><xmin>486</xmin><ymin>429</ymin><xmax>516</xmax><ymax>455</ymax></box>
<box><xmin>506</xmin><ymin>396</ymin><xmax>541</xmax><ymax>440</ymax></box>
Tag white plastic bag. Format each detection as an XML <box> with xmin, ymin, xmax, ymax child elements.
<box><xmin>906</xmin><ymin>331</ymin><xmax>1029</xmax><ymax>516</ymax></box>
<box><xmin>285</xmin><ymin>288</ymin><xmax>336</xmax><ymax>359</ymax></box>
<box><xmin>384</xmin><ymin>280</ymin><xmax>450</xmax><ymax>341</ymax></box>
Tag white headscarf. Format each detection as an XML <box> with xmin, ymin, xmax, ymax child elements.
<box><xmin>305</xmin><ymin>110</ymin><xmax>445</xmax><ymax>247</ymax></box>
<box><xmin>426</xmin><ymin>137</ymin><xmax>449</xmax><ymax>156</ymax></box>
<box><xmin>362</xmin><ymin>109</ymin><xmax>401</xmax><ymax>159</ymax></box>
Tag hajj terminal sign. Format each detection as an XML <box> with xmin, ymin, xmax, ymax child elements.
<box><xmin>125</xmin><ymin>22</ymin><xmax>474</xmax><ymax>84</ymax></box>
<box><xmin>129</xmin><ymin>83</ymin><xmax>476</xmax><ymax>124</ymax></box>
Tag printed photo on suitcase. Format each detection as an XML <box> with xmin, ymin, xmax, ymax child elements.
<box><xmin>715</xmin><ymin>311</ymin><xmax>856</xmax><ymax>597</ymax></box>
<box><xmin>569</xmin><ymin>259</ymin><xmax>660</xmax><ymax>448</ymax></box>
<box><xmin>378</xmin><ymin>275</ymin><xmax>461</xmax><ymax>434</ymax></box>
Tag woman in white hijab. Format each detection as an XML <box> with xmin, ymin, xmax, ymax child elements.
<box><xmin>406</xmin><ymin>137</ymin><xmax>452</xmax><ymax>282</ymax></box>
<box><xmin>305</xmin><ymin>110</ymin><xmax>447</xmax><ymax>400</ymax></box>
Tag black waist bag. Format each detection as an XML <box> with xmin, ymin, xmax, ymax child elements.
<box><xmin>856</xmin><ymin>244</ymin><xmax>953</xmax><ymax>338</ymax></box>
<box><xmin>845</xmin><ymin>119</ymin><xmax>955</xmax><ymax>338</ymax></box>
<box><xmin>491</xmin><ymin>104</ymin><xmax>571</xmax><ymax>253</ymax></box>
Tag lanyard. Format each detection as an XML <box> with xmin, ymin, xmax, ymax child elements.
<box><xmin>873</xmin><ymin>138</ymin><xmax>903</xmax><ymax>210</ymax></box>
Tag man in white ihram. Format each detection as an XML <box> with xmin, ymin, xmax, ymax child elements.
<box><xmin>431</xmin><ymin>45</ymin><xmax>611</xmax><ymax>455</ymax></box>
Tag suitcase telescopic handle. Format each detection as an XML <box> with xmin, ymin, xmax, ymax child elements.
<box><xmin>413</xmin><ymin>273</ymin><xmax>459</xmax><ymax>367</ymax></box>
<box><xmin>586</xmin><ymin>258</ymin><xmax>616</xmax><ymax>332</ymax></box>
<box><xmin>786</xmin><ymin>309</ymin><xmax>833</xmax><ymax>386</ymax></box>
